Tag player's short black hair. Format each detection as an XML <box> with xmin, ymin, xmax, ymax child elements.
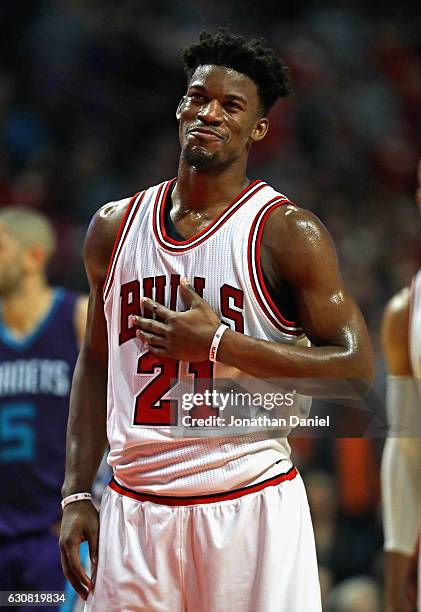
<box><xmin>182</xmin><ymin>28</ymin><xmax>293</xmax><ymax>114</ymax></box>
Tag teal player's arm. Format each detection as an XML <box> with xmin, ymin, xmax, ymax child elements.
<box><xmin>74</xmin><ymin>295</ymin><xmax>89</xmax><ymax>349</ymax></box>
<box><xmin>60</xmin><ymin>197</ymin><xmax>130</xmax><ymax>600</ymax></box>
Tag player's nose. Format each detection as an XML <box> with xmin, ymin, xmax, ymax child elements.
<box><xmin>197</xmin><ymin>99</ymin><xmax>224</xmax><ymax>124</ymax></box>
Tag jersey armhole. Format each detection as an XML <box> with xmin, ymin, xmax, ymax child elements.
<box><xmin>103</xmin><ymin>191</ymin><xmax>144</xmax><ymax>301</ymax></box>
<box><xmin>247</xmin><ymin>197</ymin><xmax>304</xmax><ymax>336</ymax></box>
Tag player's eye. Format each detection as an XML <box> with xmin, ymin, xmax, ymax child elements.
<box><xmin>189</xmin><ymin>93</ymin><xmax>206</xmax><ymax>102</ymax></box>
<box><xmin>224</xmin><ymin>102</ymin><xmax>241</xmax><ymax>111</ymax></box>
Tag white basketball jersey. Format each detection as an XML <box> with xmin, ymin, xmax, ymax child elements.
<box><xmin>103</xmin><ymin>178</ymin><xmax>306</xmax><ymax>495</ymax></box>
<box><xmin>410</xmin><ymin>270</ymin><xmax>421</xmax><ymax>378</ymax></box>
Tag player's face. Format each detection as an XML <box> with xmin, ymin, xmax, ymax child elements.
<box><xmin>177</xmin><ymin>65</ymin><xmax>269</xmax><ymax>170</ymax></box>
<box><xmin>0</xmin><ymin>224</ymin><xmax>25</xmax><ymax>296</ymax></box>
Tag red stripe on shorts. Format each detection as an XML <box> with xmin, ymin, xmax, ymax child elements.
<box><xmin>109</xmin><ymin>466</ymin><xmax>298</xmax><ymax>506</ymax></box>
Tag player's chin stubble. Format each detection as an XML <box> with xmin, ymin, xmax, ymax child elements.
<box><xmin>183</xmin><ymin>145</ymin><xmax>219</xmax><ymax>170</ymax></box>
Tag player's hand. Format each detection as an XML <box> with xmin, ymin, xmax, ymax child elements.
<box><xmin>59</xmin><ymin>501</ymin><xmax>99</xmax><ymax>601</ymax></box>
<box><xmin>407</xmin><ymin>537</ymin><xmax>420</xmax><ymax>609</ymax></box>
<box><xmin>384</xmin><ymin>551</ymin><xmax>415</xmax><ymax>612</ymax></box>
<box><xmin>132</xmin><ymin>277</ymin><xmax>222</xmax><ymax>361</ymax></box>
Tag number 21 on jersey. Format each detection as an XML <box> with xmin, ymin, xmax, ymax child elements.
<box><xmin>133</xmin><ymin>353</ymin><xmax>215</xmax><ymax>426</ymax></box>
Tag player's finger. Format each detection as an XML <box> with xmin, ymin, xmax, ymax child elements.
<box><xmin>136</xmin><ymin>330</ymin><xmax>167</xmax><ymax>348</ymax></box>
<box><xmin>60</xmin><ymin>551</ymin><xmax>90</xmax><ymax>601</ymax></box>
<box><xmin>132</xmin><ymin>315</ymin><xmax>167</xmax><ymax>336</ymax></box>
<box><xmin>87</xmin><ymin>526</ymin><xmax>99</xmax><ymax>566</ymax></box>
<box><xmin>180</xmin><ymin>277</ymin><xmax>201</xmax><ymax>308</ymax></box>
<box><xmin>141</xmin><ymin>297</ymin><xmax>172</xmax><ymax>321</ymax></box>
<box><xmin>148</xmin><ymin>345</ymin><xmax>167</xmax><ymax>355</ymax></box>
<box><xmin>65</xmin><ymin>542</ymin><xmax>94</xmax><ymax>593</ymax></box>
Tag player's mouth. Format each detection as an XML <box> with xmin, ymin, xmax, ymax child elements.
<box><xmin>188</xmin><ymin>127</ymin><xmax>225</xmax><ymax>142</ymax></box>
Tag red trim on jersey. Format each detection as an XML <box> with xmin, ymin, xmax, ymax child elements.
<box><xmin>255</xmin><ymin>203</ymin><xmax>300</xmax><ymax>327</ymax></box>
<box><xmin>152</xmin><ymin>178</ymin><xmax>173</xmax><ymax>241</ymax></box>
<box><xmin>247</xmin><ymin>199</ymin><xmax>303</xmax><ymax>335</ymax></box>
<box><xmin>103</xmin><ymin>191</ymin><xmax>145</xmax><ymax>300</ymax></box>
<box><xmin>103</xmin><ymin>194</ymin><xmax>138</xmax><ymax>297</ymax></box>
<box><xmin>152</xmin><ymin>179</ymin><xmax>267</xmax><ymax>253</ymax></box>
<box><xmin>109</xmin><ymin>466</ymin><xmax>298</xmax><ymax>506</ymax></box>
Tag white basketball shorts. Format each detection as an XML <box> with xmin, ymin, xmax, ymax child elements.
<box><xmin>84</xmin><ymin>466</ymin><xmax>321</xmax><ymax>612</ymax></box>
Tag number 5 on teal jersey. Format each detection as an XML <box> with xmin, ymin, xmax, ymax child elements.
<box><xmin>0</xmin><ymin>403</ymin><xmax>35</xmax><ymax>462</ymax></box>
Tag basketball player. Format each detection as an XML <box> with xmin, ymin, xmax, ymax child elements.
<box><xmin>381</xmin><ymin>158</ymin><xmax>421</xmax><ymax>612</ymax></box>
<box><xmin>0</xmin><ymin>207</ymin><xmax>88</xmax><ymax>609</ymax></box>
<box><xmin>60</xmin><ymin>30</ymin><xmax>374</xmax><ymax>611</ymax></box>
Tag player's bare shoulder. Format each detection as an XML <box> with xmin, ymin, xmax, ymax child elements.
<box><xmin>381</xmin><ymin>287</ymin><xmax>411</xmax><ymax>374</ymax></box>
<box><xmin>382</xmin><ymin>287</ymin><xmax>410</xmax><ymax>343</ymax></box>
<box><xmin>384</xmin><ymin>286</ymin><xmax>410</xmax><ymax>321</ymax></box>
<box><xmin>84</xmin><ymin>197</ymin><xmax>132</xmax><ymax>282</ymax></box>
<box><xmin>261</xmin><ymin>203</ymin><xmax>338</xmax><ymax>283</ymax></box>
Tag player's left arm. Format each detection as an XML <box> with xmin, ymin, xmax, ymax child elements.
<box><xmin>133</xmin><ymin>206</ymin><xmax>374</xmax><ymax>385</ymax></box>
<box><xmin>74</xmin><ymin>295</ymin><xmax>89</xmax><ymax>348</ymax></box>
<box><xmin>217</xmin><ymin>205</ymin><xmax>374</xmax><ymax>381</ymax></box>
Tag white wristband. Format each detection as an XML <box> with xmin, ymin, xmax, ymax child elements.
<box><xmin>61</xmin><ymin>492</ymin><xmax>92</xmax><ymax>510</ymax></box>
<box><xmin>209</xmin><ymin>324</ymin><xmax>229</xmax><ymax>362</ymax></box>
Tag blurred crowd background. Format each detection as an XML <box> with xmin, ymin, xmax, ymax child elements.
<box><xmin>1</xmin><ymin>1</ymin><xmax>420</xmax><ymax>610</ymax></box>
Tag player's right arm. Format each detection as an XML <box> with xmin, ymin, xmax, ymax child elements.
<box><xmin>59</xmin><ymin>198</ymin><xmax>131</xmax><ymax>600</ymax></box>
<box><xmin>381</xmin><ymin>287</ymin><xmax>421</xmax><ymax>612</ymax></box>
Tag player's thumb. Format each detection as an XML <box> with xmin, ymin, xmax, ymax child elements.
<box><xmin>180</xmin><ymin>277</ymin><xmax>200</xmax><ymax>308</ymax></box>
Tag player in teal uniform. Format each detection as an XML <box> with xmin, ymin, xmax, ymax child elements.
<box><xmin>0</xmin><ymin>207</ymin><xmax>88</xmax><ymax>611</ymax></box>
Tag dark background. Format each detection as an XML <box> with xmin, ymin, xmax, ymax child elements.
<box><xmin>1</xmin><ymin>1</ymin><xmax>420</xmax><ymax>609</ymax></box>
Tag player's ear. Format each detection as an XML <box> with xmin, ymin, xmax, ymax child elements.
<box><xmin>24</xmin><ymin>244</ymin><xmax>48</xmax><ymax>273</ymax></box>
<box><xmin>250</xmin><ymin>117</ymin><xmax>269</xmax><ymax>143</ymax></box>
<box><xmin>176</xmin><ymin>96</ymin><xmax>186</xmax><ymax>121</ymax></box>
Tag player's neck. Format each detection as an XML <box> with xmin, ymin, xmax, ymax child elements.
<box><xmin>1</xmin><ymin>278</ymin><xmax>53</xmax><ymax>338</ymax></box>
<box><xmin>174</xmin><ymin>158</ymin><xmax>250</xmax><ymax>212</ymax></box>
